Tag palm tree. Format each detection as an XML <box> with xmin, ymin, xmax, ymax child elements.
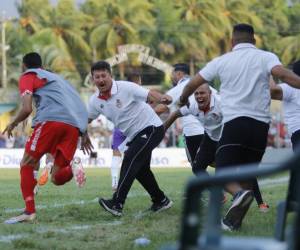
<box><xmin>82</xmin><ymin>0</ymin><xmax>155</xmax><ymax>77</ymax></box>
<box><xmin>17</xmin><ymin>0</ymin><xmax>92</xmax><ymax>83</ymax></box>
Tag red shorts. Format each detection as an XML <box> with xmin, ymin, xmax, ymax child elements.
<box><xmin>25</xmin><ymin>121</ymin><xmax>79</xmax><ymax>163</ymax></box>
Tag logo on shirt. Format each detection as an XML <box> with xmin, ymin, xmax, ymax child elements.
<box><xmin>100</xmin><ymin>104</ymin><xmax>104</xmax><ymax>109</ymax></box>
<box><xmin>116</xmin><ymin>99</ymin><xmax>122</xmax><ymax>108</ymax></box>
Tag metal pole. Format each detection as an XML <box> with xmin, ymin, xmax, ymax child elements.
<box><xmin>1</xmin><ymin>12</ymin><xmax>7</xmax><ymax>88</ymax></box>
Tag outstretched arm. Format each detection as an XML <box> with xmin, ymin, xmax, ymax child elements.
<box><xmin>271</xmin><ymin>65</ymin><xmax>300</xmax><ymax>89</ymax></box>
<box><xmin>2</xmin><ymin>94</ymin><xmax>33</xmax><ymax>138</ymax></box>
<box><xmin>154</xmin><ymin>104</ymin><xmax>169</xmax><ymax>115</ymax></box>
<box><xmin>147</xmin><ymin>90</ymin><xmax>172</xmax><ymax>105</ymax></box>
<box><xmin>179</xmin><ymin>74</ymin><xmax>207</xmax><ymax>106</ymax></box>
<box><xmin>163</xmin><ymin>110</ymin><xmax>183</xmax><ymax>131</ymax></box>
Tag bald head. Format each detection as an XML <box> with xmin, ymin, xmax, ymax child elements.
<box><xmin>232</xmin><ymin>23</ymin><xmax>255</xmax><ymax>47</ymax></box>
<box><xmin>194</xmin><ymin>83</ymin><xmax>211</xmax><ymax>111</ymax></box>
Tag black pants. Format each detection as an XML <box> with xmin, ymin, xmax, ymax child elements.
<box><xmin>216</xmin><ymin>117</ymin><xmax>269</xmax><ymax>205</ymax></box>
<box><xmin>185</xmin><ymin>134</ymin><xmax>204</xmax><ymax>163</ymax></box>
<box><xmin>192</xmin><ymin>133</ymin><xmax>217</xmax><ymax>175</ymax></box>
<box><xmin>114</xmin><ymin>125</ymin><xmax>165</xmax><ymax>204</ymax></box>
<box><xmin>291</xmin><ymin>129</ymin><xmax>300</xmax><ymax>151</ymax></box>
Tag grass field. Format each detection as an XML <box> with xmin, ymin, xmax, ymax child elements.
<box><xmin>0</xmin><ymin>168</ymin><xmax>289</xmax><ymax>250</ymax></box>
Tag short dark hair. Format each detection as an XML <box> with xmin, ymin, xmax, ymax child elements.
<box><xmin>23</xmin><ymin>52</ymin><xmax>42</xmax><ymax>68</ymax></box>
<box><xmin>233</xmin><ymin>23</ymin><xmax>254</xmax><ymax>35</ymax></box>
<box><xmin>293</xmin><ymin>60</ymin><xmax>300</xmax><ymax>77</ymax></box>
<box><xmin>173</xmin><ymin>63</ymin><xmax>190</xmax><ymax>75</ymax></box>
<box><xmin>91</xmin><ymin>61</ymin><xmax>112</xmax><ymax>75</ymax></box>
<box><xmin>127</xmin><ymin>71</ymin><xmax>141</xmax><ymax>82</ymax></box>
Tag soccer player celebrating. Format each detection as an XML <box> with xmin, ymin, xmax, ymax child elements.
<box><xmin>110</xmin><ymin>72</ymin><xmax>142</xmax><ymax>191</ymax></box>
<box><xmin>179</xmin><ymin>24</ymin><xmax>300</xmax><ymax>231</ymax></box>
<box><xmin>3</xmin><ymin>52</ymin><xmax>90</xmax><ymax>224</ymax></box>
<box><xmin>83</xmin><ymin>61</ymin><xmax>172</xmax><ymax>216</ymax></box>
<box><xmin>164</xmin><ymin>83</ymin><xmax>222</xmax><ymax>175</ymax></box>
<box><xmin>155</xmin><ymin>63</ymin><xmax>207</xmax><ymax>164</ymax></box>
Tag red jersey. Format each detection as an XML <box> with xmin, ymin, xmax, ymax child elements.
<box><xmin>19</xmin><ymin>72</ymin><xmax>47</xmax><ymax>96</ymax></box>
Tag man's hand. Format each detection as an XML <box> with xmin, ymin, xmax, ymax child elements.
<box><xmin>160</xmin><ymin>94</ymin><xmax>172</xmax><ymax>105</ymax></box>
<box><xmin>177</xmin><ymin>95</ymin><xmax>189</xmax><ymax>107</ymax></box>
<box><xmin>2</xmin><ymin>122</ymin><xmax>18</xmax><ymax>139</ymax></box>
<box><xmin>80</xmin><ymin>132</ymin><xmax>94</xmax><ymax>155</ymax></box>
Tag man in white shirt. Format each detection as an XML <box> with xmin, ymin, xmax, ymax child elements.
<box><xmin>179</xmin><ymin>23</ymin><xmax>300</xmax><ymax>231</ymax></box>
<box><xmin>270</xmin><ymin>60</ymin><xmax>300</xmax><ymax>151</ymax></box>
<box><xmin>155</xmin><ymin>64</ymin><xmax>206</xmax><ymax>164</ymax></box>
<box><xmin>165</xmin><ymin>83</ymin><xmax>269</xmax><ymax>210</ymax></box>
<box><xmin>164</xmin><ymin>84</ymin><xmax>222</xmax><ymax>175</ymax></box>
<box><xmin>82</xmin><ymin>61</ymin><xmax>173</xmax><ymax>216</ymax></box>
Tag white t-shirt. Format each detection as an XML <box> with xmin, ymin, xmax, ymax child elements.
<box><xmin>180</xmin><ymin>94</ymin><xmax>223</xmax><ymax>141</ymax></box>
<box><xmin>280</xmin><ymin>83</ymin><xmax>300</xmax><ymax>136</ymax></box>
<box><xmin>88</xmin><ymin>80</ymin><xmax>162</xmax><ymax>142</ymax></box>
<box><xmin>167</xmin><ymin>77</ymin><xmax>217</xmax><ymax>136</ymax></box>
<box><xmin>200</xmin><ymin>43</ymin><xmax>282</xmax><ymax>124</ymax></box>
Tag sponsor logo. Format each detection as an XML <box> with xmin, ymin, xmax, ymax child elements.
<box><xmin>116</xmin><ymin>99</ymin><xmax>122</xmax><ymax>108</ymax></box>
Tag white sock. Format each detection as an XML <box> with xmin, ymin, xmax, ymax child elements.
<box><xmin>111</xmin><ymin>156</ymin><xmax>122</xmax><ymax>187</ymax></box>
<box><xmin>33</xmin><ymin>170</ymin><xmax>38</xmax><ymax>180</ymax></box>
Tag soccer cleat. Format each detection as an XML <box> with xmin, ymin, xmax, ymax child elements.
<box><xmin>37</xmin><ymin>162</ymin><xmax>53</xmax><ymax>186</ymax></box>
<box><xmin>258</xmin><ymin>202</ymin><xmax>270</xmax><ymax>213</ymax></box>
<box><xmin>71</xmin><ymin>157</ymin><xmax>86</xmax><ymax>188</ymax></box>
<box><xmin>150</xmin><ymin>196</ymin><xmax>173</xmax><ymax>212</ymax></box>
<box><xmin>222</xmin><ymin>190</ymin><xmax>254</xmax><ymax>231</ymax></box>
<box><xmin>37</xmin><ymin>168</ymin><xmax>49</xmax><ymax>186</ymax></box>
<box><xmin>4</xmin><ymin>212</ymin><xmax>36</xmax><ymax>224</ymax></box>
<box><xmin>99</xmin><ymin>198</ymin><xmax>123</xmax><ymax>216</ymax></box>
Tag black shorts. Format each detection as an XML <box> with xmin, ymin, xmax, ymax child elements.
<box><xmin>192</xmin><ymin>133</ymin><xmax>218</xmax><ymax>175</ymax></box>
<box><xmin>184</xmin><ymin>134</ymin><xmax>204</xmax><ymax>163</ymax></box>
<box><xmin>291</xmin><ymin>129</ymin><xmax>300</xmax><ymax>152</ymax></box>
<box><xmin>216</xmin><ymin>117</ymin><xmax>269</xmax><ymax>169</ymax></box>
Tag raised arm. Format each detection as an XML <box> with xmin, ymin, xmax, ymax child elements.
<box><xmin>179</xmin><ymin>74</ymin><xmax>207</xmax><ymax>106</ymax></box>
<box><xmin>163</xmin><ymin>110</ymin><xmax>183</xmax><ymax>131</ymax></box>
<box><xmin>147</xmin><ymin>90</ymin><xmax>172</xmax><ymax>105</ymax></box>
<box><xmin>271</xmin><ymin>65</ymin><xmax>300</xmax><ymax>89</ymax></box>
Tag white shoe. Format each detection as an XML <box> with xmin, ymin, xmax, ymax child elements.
<box><xmin>72</xmin><ymin>157</ymin><xmax>86</xmax><ymax>188</ymax></box>
<box><xmin>4</xmin><ymin>212</ymin><xmax>36</xmax><ymax>224</ymax></box>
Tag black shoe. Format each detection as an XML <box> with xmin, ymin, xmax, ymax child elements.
<box><xmin>98</xmin><ymin>198</ymin><xmax>123</xmax><ymax>216</ymax></box>
<box><xmin>150</xmin><ymin>197</ymin><xmax>173</xmax><ymax>212</ymax></box>
<box><xmin>222</xmin><ymin>190</ymin><xmax>254</xmax><ymax>231</ymax></box>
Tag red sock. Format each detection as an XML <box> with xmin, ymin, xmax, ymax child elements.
<box><xmin>52</xmin><ymin>166</ymin><xmax>73</xmax><ymax>185</ymax></box>
<box><xmin>20</xmin><ymin>166</ymin><xmax>37</xmax><ymax>214</ymax></box>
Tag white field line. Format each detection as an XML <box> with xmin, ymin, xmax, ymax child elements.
<box><xmin>4</xmin><ymin>191</ymin><xmax>149</xmax><ymax>214</ymax></box>
<box><xmin>4</xmin><ymin>177</ymin><xmax>289</xmax><ymax>214</ymax></box>
<box><xmin>0</xmin><ymin>221</ymin><xmax>123</xmax><ymax>243</ymax></box>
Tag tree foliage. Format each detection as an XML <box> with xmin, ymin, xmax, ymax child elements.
<box><xmin>2</xmin><ymin>0</ymin><xmax>300</xmax><ymax>88</ymax></box>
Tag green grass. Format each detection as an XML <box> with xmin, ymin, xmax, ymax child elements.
<box><xmin>0</xmin><ymin>168</ymin><xmax>289</xmax><ymax>250</ymax></box>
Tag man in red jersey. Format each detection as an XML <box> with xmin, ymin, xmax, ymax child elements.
<box><xmin>3</xmin><ymin>52</ymin><xmax>91</xmax><ymax>224</ymax></box>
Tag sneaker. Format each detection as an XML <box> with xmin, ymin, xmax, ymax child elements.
<box><xmin>222</xmin><ymin>190</ymin><xmax>254</xmax><ymax>231</ymax></box>
<box><xmin>71</xmin><ymin>157</ymin><xmax>86</xmax><ymax>188</ymax></box>
<box><xmin>4</xmin><ymin>212</ymin><xmax>36</xmax><ymax>224</ymax></box>
<box><xmin>150</xmin><ymin>196</ymin><xmax>173</xmax><ymax>212</ymax></box>
<box><xmin>258</xmin><ymin>202</ymin><xmax>270</xmax><ymax>213</ymax></box>
<box><xmin>99</xmin><ymin>198</ymin><xmax>123</xmax><ymax>216</ymax></box>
